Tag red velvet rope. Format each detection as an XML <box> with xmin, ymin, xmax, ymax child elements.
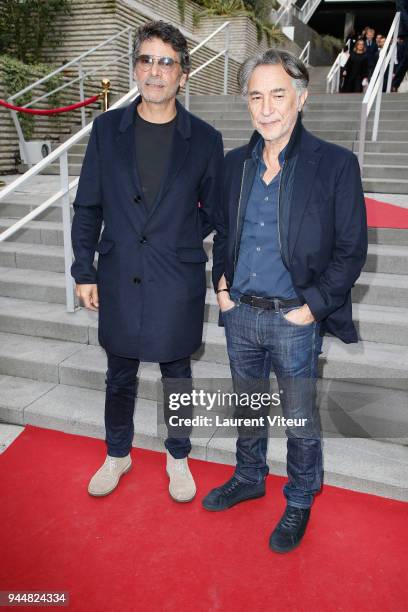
<box><xmin>0</xmin><ymin>93</ymin><xmax>101</xmax><ymax>115</ymax></box>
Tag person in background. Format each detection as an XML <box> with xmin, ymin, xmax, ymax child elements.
<box><xmin>345</xmin><ymin>28</ymin><xmax>357</xmax><ymax>51</ymax></box>
<box><xmin>392</xmin><ymin>0</ymin><xmax>408</xmax><ymax>92</ymax></box>
<box><xmin>341</xmin><ymin>39</ymin><xmax>369</xmax><ymax>93</ymax></box>
<box><xmin>364</xmin><ymin>28</ymin><xmax>378</xmax><ymax>79</ymax></box>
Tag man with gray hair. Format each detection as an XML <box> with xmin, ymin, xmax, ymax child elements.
<box><xmin>204</xmin><ymin>49</ymin><xmax>367</xmax><ymax>553</ymax></box>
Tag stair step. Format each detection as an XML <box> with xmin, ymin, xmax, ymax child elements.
<box><xmin>0</xmin><ymin>218</ymin><xmax>64</xmax><ymax>246</ymax></box>
<box><xmin>0</xmin><ymin>374</ymin><xmax>407</xmax><ymax>500</ymax></box>
<box><xmin>0</xmin><ymin>289</ymin><xmax>407</xmax><ymax>347</ymax></box>
<box><xmin>362</xmin><ymin>178</ymin><xmax>408</xmax><ymax>194</ymax></box>
<box><xmin>363</xmin><ymin>165</ymin><xmax>408</xmax><ymax>180</ymax></box>
<box><xmin>0</xmin><ymin>319</ymin><xmax>407</xmax><ymax>389</ymax></box>
<box><xmin>0</xmin><ymin>263</ymin><xmax>407</xmax><ymax>308</ymax></box>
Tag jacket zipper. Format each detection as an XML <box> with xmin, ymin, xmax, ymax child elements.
<box><xmin>233</xmin><ymin>159</ymin><xmax>247</xmax><ymax>271</ymax></box>
<box><xmin>277</xmin><ymin>159</ymin><xmax>287</xmax><ymax>267</ymax></box>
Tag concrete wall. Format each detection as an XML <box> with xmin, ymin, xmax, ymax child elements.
<box><xmin>291</xmin><ymin>15</ymin><xmax>338</xmax><ymax>66</ymax></box>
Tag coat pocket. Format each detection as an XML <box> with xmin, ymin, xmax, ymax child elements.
<box><xmin>176</xmin><ymin>247</ymin><xmax>208</xmax><ymax>263</ymax></box>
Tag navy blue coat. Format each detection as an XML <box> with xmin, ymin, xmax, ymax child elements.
<box><xmin>213</xmin><ymin>114</ymin><xmax>368</xmax><ymax>343</ymax></box>
<box><xmin>71</xmin><ymin>97</ymin><xmax>223</xmax><ymax>361</ymax></box>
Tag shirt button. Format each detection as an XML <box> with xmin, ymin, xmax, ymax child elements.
<box><xmin>133</xmin><ymin>277</ymin><xmax>141</xmax><ymax>284</ymax></box>
<box><xmin>252</xmin><ymin>272</ymin><xmax>257</xmax><ymax>277</ymax></box>
<box><xmin>260</xmin><ymin>222</ymin><xmax>264</xmax><ymax>227</ymax></box>
<box><xmin>256</xmin><ymin>247</ymin><xmax>261</xmax><ymax>252</ymax></box>
<box><xmin>264</xmin><ymin>196</ymin><xmax>269</xmax><ymax>201</ymax></box>
<box><xmin>140</xmin><ymin>236</ymin><xmax>147</xmax><ymax>244</ymax></box>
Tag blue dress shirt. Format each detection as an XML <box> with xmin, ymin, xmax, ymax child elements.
<box><xmin>231</xmin><ymin>138</ymin><xmax>297</xmax><ymax>300</ymax></box>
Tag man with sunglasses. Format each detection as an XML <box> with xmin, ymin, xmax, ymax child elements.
<box><xmin>71</xmin><ymin>21</ymin><xmax>223</xmax><ymax>501</ymax></box>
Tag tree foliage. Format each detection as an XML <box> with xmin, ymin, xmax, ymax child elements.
<box><xmin>0</xmin><ymin>0</ymin><xmax>72</xmax><ymax>63</ymax></box>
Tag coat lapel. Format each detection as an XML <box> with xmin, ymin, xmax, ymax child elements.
<box><xmin>288</xmin><ymin>133</ymin><xmax>322</xmax><ymax>261</ymax></box>
<box><xmin>116</xmin><ymin>98</ymin><xmax>142</xmax><ymax>194</ymax></box>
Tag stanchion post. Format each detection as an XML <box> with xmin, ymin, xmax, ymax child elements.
<box><xmin>101</xmin><ymin>78</ymin><xmax>111</xmax><ymax>112</ymax></box>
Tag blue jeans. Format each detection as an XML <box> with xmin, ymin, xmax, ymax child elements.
<box><xmin>104</xmin><ymin>351</ymin><xmax>192</xmax><ymax>459</ymax></box>
<box><xmin>222</xmin><ymin>301</ymin><xmax>323</xmax><ymax>509</ymax></box>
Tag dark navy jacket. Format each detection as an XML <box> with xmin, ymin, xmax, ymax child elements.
<box><xmin>71</xmin><ymin>97</ymin><xmax>223</xmax><ymax>361</ymax></box>
<box><xmin>212</xmin><ymin>113</ymin><xmax>368</xmax><ymax>343</ymax></box>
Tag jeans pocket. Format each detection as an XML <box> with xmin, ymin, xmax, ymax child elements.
<box><xmin>221</xmin><ymin>301</ymin><xmax>239</xmax><ymax>320</ymax></box>
<box><xmin>280</xmin><ymin>307</ymin><xmax>315</xmax><ymax>328</ymax></box>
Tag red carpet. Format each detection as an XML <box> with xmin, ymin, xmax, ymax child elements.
<box><xmin>365</xmin><ymin>197</ymin><xmax>408</xmax><ymax>229</ymax></box>
<box><xmin>0</xmin><ymin>426</ymin><xmax>407</xmax><ymax>612</ymax></box>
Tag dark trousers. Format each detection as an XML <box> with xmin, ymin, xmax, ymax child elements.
<box><xmin>104</xmin><ymin>350</ymin><xmax>192</xmax><ymax>459</ymax></box>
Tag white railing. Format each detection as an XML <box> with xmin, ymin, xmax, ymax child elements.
<box><xmin>326</xmin><ymin>52</ymin><xmax>343</xmax><ymax>93</ymax></box>
<box><xmin>8</xmin><ymin>27</ymin><xmax>134</xmax><ymax>166</ymax></box>
<box><xmin>358</xmin><ymin>12</ymin><xmax>400</xmax><ymax>168</ymax></box>
<box><xmin>184</xmin><ymin>21</ymin><xmax>230</xmax><ymax>110</ymax></box>
<box><xmin>326</xmin><ymin>40</ymin><xmax>353</xmax><ymax>93</ymax></box>
<box><xmin>274</xmin><ymin>0</ymin><xmax>294</xmax><ymax>26</ymax></box>
<box><xmin>273</xmin><ymin>0</ymin><xmax>321</xmax><ymax>25</ymax></box>
<box><xmin>296</xmin><ymin>0</ymin><xmax>321</xmax><ymax>24</ymax></box>
<box><xmin>0</xmin><ymin>22</ymin><xmax>231</xmax><ymax>312</ymax></box>
<box><xmin>299</xmin><ymin>41</ymin><xmax>311</xmax><ymax>67</ymax></box>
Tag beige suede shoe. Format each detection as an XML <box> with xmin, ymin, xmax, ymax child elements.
<box><xmin>166</xmin><ymin>451</ymin><xmax>196</xmax><ymax>502</ymax></box>
<box><xmin>88</xmin><ymin>454</ymin><xmax>132</xmax><ymax>497</ymax></box>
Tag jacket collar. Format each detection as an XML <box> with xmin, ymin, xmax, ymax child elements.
<box><xmin>118</xmin><ymin>95</ymin><xmax>191</xmax><ymax>139</ymax></box>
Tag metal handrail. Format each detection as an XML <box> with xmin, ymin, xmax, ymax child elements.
<box><xmin>326</xmin><ymin>39</ymin><xmax>353</xmax><ymax>93</ymax></box>
<box><xmin>8</xmin><ymin>27</ymin><xmax>132</xmax><ymax>102</ymax></box>
<box><xmin>297</xmin><ymin>0</ymin><xmax>321</xmax><ymax>24</ymax></box>
<box><xmin>326</xmin><ymin>52</ymin><xmax>342</xmax><ymax>93</ymax></box>
<box><xmin>25</xmin><ymin>49</ymin><xmax>133</xmax><ymax>109</ymax></box>
<box><xmin>299</xmin><ymin>41</ymin><xmax>311</xmax><ymax>67</ymax></box>
<box><xmin>189</xmin><ymin>21</ymin><xmax>229</xmax><ymax>56</ymax></box>
<box><xmin>274</xmin><ymin>0</ymin><xmax>294</xmax><ymax>26</ymax></box>
<box><xmin>8</xmin><ymin>27</ymin><xmax>134</xmax><ymax>165</ymax></box>
<box><xmin>184</xmin><ymin>21</ymin><xmax>230</xmax><ymax>110</ymax></box>
<box><xmin>358</xmin><ymin>12</ymin><xmax>400</xmax><ymax>168</ymax></box>
<box><xmin>0</xmin><ymin>21</ymin><xmax>231</xmax><ymax>312</ymax></box>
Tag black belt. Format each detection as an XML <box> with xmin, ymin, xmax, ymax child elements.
<box><xmin>240</xmin><ymin>294</ymin><xmax>301</xmax><ymax>311</ymax></box>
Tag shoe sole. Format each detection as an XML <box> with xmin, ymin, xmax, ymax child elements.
<box><xmin>202</xmin><ymin>490</ymin><xmax>265</xmax><ymax>512</ymax></box>
<box><xmin>166</xmin><ymin>469</ymin><xmax>196</xmax><ymax>503</ymax></box>
<box><xmin>269</xmin><ymin>538</ymin><xmax>303</xmax><ymax>554</ymax></box>
<box><xmin>88</xmin><ymin>462</ymin><xmax>132</xmax><ymax>497</ymax></box>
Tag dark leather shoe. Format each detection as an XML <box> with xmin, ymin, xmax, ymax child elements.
<box><xmin>269</xmin><ymin>505</ymin><xmax>311</xmax><ymax>553</ymax></box>
<box><xmin>202</xmin><ymin>476</ymin><xmax>265</xmax><ymax>511</ymax></box>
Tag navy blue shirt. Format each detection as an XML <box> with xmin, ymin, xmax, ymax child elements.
<box><xmin>231</xmin><ymin>139</ymin><xmax>297</xmax><ymax>300</ymax></box>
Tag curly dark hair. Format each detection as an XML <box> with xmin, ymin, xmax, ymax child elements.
<box><xmin>132</xmin><ymin>20</ymin><xmax>191</xmax><ymax>74</ymax></box>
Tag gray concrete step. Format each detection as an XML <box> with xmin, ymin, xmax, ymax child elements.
<box><xmin>1</xmin><ymin>374</ymin><xmax>406</xmax><ymax>500</ymax></box>
<box><xmin>1</xmin><ymin>230</ymin><xmax>407</xmax><ymax>274</ymax></box>
<box><xmin>0</xmin><ymin>218</ymin><xmax>63</xmax><ymax>246</ymax></box>
<box><xmin>0</xmin><ymin>197</ymin><xmax>75</xmax><ymax>223</ymax></box>
<box><xmin>201</xmin><ymin>119</ymin><xmax>407</xmax><ymax>132</ymax></box>
<box><xmin>362</xmin><ymin>178</ymin><xmax>408</xmax><ymax>194</ymax></box>
<box><xmin>0</xmin><ymin>264</ymin><xmax>406</xmax><ymax>308</ymax></box>
<box><xmin>41</xmin><ymin>165</ymin><xmax>408</xmax><ymax>191</ymax></box>
<box><xmin>189</xmin><ymin>109</ymin><xmax>408</xmax><ymax>121</ymax></box>
<box><xmin>363</xmin><ymin>165</ymin><xmax>408</xmax><ymax>180</ymax></box>
<box><xmin>0</xmin><ymin>319</ymin><xmax>407</xmax><ymax>389</ymax></box>
<box><xmin>1</xmin><ymin>291</ymin><xmax>407</xmax><ymax>348</ymax></box>
<box><xmin>364</xmin><ymin>153</ymin><xmax>408</xmax><ymax>165</ymax></box>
